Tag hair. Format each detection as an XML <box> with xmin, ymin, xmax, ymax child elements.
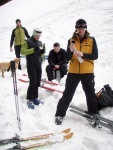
<box><xmin>53</xmin><ymin>43</ymin><xmax>60</xmax><ymax>47</ymax></box>
<box><xmin>72</xmin><ymin>30</ymin><xmax>90</xmax><ymax>39</ymax></box>
<box><xmin>16</xmin><ymin>19</ymin><xmax>21</xmax><ymax>23</ymax></box>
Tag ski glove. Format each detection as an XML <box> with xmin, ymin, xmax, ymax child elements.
<box><xmin>40</xmin><ymin>43</ymin><xmax>46</xmax><ymax>54</ymax></box>
<box><xmin>34</xmin><ymin>46</ymin><xmax>40</xmax><ymax>51</ymax></box>
<box><xmin>40</xmin><ymin>49</ymin><xmax>46</xmax><ymax>54</ymax></box>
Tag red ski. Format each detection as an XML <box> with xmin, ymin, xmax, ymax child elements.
<box><xmin>18</xmin><ymin>79</ymin><xmax>63</xmax><ymax>93</ymax></box>
<box><xmin>19</xmin><ymin>78</ymin><xmax>59</xmax><ymax>85</ymax></box>
<box><xmin>40</xmin><ymin>85</ymin><xmax>63</xmax><ymax>94</ymax></box>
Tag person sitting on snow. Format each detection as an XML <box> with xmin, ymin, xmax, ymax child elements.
<box><xmin>46</xmin><ymin>43</ymin><xmax>67</xmax><ymax>81</ymax></box>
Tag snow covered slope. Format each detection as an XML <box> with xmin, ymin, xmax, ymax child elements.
<box><xmin>0</xmin><ymin>0</ymin><xmax>113</xmax><ymax>150</ymax></box>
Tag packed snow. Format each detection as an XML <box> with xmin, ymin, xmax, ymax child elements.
<box><xmin>0</xmin><ymin>0</ymin><xmax>113</xmax><ymax>149</ymax></box>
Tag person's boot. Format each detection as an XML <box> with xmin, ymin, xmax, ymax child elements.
<box><xmin>27</xmin><ymin>100</ymin><xmax>35</xmax><ymax>109</ymax></box>
<box><xmin>33</xmin><ymin>98</ymin><xmax>43</xmax><ymax>105</ymax></box>
<box><xmin>55</xmin><ymin>116</ymin><xmax>63</xmax><ymax>125</ymax></box>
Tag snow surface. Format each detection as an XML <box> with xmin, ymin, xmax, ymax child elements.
<box><xmin>0</xmin><ymin>0</ymin><xmax>113</xmax><ymax>149</ymax></box>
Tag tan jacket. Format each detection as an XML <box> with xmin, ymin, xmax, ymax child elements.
<box><xmin>67</xmin><ymin>32</ymin><xmax>98</xmax><ymax>74</ymax></box>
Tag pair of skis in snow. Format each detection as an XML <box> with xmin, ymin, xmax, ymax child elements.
<box><xmin>69</xmin><ymin>105</ymin><xmax>113</xmax><ymax>133</ymax></box>
<box><xmin>19</xmin><ymin>75</ymin><xmax>113</xmax><ymax>133</ymax></box>
<box><xmin>0</xmin><ymin>128</ymin><xmax>73</xmax><ymax>150</ymax></box>
<box><xmin>19</xmin><ymin>74</ymin><xmax>59</xmax><ymax>86</ymax></box>
<box><xmin>18</xmin><ymin>76</ymin><xmax>63</xmax><ymax>94</ymax></box>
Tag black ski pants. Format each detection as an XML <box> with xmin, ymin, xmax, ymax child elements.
<box><xmin>14</xmin><ymin>45</ymin><xmax>21</xmax><ymax>70</ymax></box>
<box><xmin>26</xmin><ymin>62</ymin><xmax>42</xmax><ymax>100</ymax></box>
<box><xmin>46</xmin><ymin>64</ymin><xmax>67</xmax><ymax>81</ymax></box>
<box><xmin>55</xmin><ymin>73</ymin><xmax>98</xmax><ymax>117</ymax></box>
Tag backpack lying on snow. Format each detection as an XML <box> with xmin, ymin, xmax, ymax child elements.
<box><xmin>96</xmin><ymin>84</ymin><xmax>113</xmax><ymax>110</ymax></box>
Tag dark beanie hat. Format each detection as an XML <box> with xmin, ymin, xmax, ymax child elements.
<box><xmin>75</xmin><ymin>19</ymin><xmax>87</xmax><ymax>28</ymax></box>
<box><xmin>16</xmin><ymin>19</ymin><xmax>21</xmax><ymax>23</ymax></box>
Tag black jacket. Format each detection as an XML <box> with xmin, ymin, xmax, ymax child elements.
<box><xmin>26</xmin><ymin>36</ymin><xmax>42</xmax><ymax>64</ymax></box>
<box><xmin>48</xmin><ymin>48</ymin><xmax>67</xmax><ymax>67</ymax></box>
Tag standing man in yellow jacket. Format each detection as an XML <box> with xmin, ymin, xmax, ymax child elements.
<box><xmin>10</xmin><ymin>19</ymin><xmax>30</xmax><ymax>70</ymax></box>
<box><xmin>55</xmin><ymin>19</ymin><xmax>99</xmax><ymax>125</ymax></box>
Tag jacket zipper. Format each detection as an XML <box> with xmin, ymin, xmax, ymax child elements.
<box><xmin>18</xmin><ymin>27</ymin><xmax>21</xmax><ymax>45</ymax></box>
<box><xmin>79</xmin><ymin>43</ymin><xmax>82</xmax><ymax>73</ymax></box>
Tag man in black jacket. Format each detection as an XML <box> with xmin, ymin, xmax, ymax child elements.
<box><xmin>46</xmin><ymin>43</ymin><xmax>67</xmax><ymax>81</ymax></box>
<box><xmin>10</xmin><ymin>19</ymin><xmax>30</xmax><ymax>70</ymax></box>
<box><xmin>21</xmin><ymin>28</ymin><xmax>45</xmax><ymax>109</ymax></box>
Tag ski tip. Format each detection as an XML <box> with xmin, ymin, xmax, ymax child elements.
<box><xmin>62</xmin><ymin>128</ymin><xmax>71</xmax><ymax>134</ymax></box>
<box><xmin>64</xmin><ymin>133</ymin><xmax>73</xmax><ymax>140</ymax></box>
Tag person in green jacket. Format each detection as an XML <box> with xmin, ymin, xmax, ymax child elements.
<box><xmin>10</xmin><ymin>19</ymin><xmax>30</xmax><ymax>70</ymax></box>
<box><xmin>21</xmin><ymin>28</ymin><xmax>45</xmax><ymax>109</ymax></box>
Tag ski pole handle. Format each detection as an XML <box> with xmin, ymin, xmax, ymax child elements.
<box><xmin>73</xmin><ymin>49</ymin><xmax>84</xmax><ymax>63</ymax></box>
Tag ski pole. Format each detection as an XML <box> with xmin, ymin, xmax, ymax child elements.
<box><xmin>11</xmin><ymin>61</ymin><xmax>21</xmax><ymax>131</ymax></box>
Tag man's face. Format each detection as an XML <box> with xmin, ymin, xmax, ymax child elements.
<box><xmin>33</xmin><ymin>35</ymin><xmax>41</xmax><ymax>41</ymax></box>
<box><xmin>76</xmin><ymin>28</ymin><xmax>86</xmax><ymax>37</ymax></box>
<box><xmin>54</xmin><ymin>46</ymin><xmax>60</xmax><ymax>53</ymax></box>
<box><xmin>16</xmin><ymin>21</ymin><xmax>21</xmax><ymax>27</ymax></box>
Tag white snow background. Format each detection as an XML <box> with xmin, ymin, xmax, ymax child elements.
<box><xmin>0</xmin><ymin>0</ymin><xmax>113</xmax><ymax>149</ymax></box>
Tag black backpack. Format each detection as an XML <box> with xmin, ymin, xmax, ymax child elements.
<box><xmin>96</xmin><ymin>84</ymin><xmax>113</xmax><ymax>110</ymax></box>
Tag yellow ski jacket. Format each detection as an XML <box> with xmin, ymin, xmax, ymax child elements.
<box><xmin>66</xmin><ymin>32</ymin><xmax>98</xmax><ymax>74</ymax></box>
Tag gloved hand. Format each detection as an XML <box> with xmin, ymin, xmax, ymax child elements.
<box><xmin>34</xmin><ymin>46</ymin><xmax>40</xmax><ymax>52</ymax></box>
<box><xmin>40</xmin><ymin>49</ymin><xmax>46</xmax><ymax>54</ymax></box>
<box><xmin>40</xmin><ymin>43</ymin><xmax>46</xmax><ymax>54</ymax></box>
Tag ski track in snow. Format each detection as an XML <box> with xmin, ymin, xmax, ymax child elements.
<box><xmin>0</xmin><ymin>0</ymin><xmax>113</xmax><ymax>150</ymax></box>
